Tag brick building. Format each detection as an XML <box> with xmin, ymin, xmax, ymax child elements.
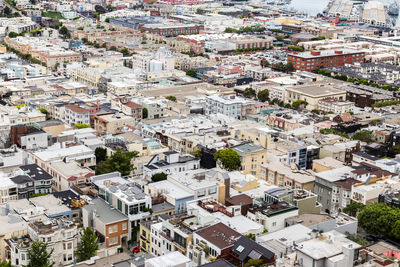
<box><xmin>287</xmin><ymin>49</ymin><xmax>364</xmax><ymax>72</ymax></box>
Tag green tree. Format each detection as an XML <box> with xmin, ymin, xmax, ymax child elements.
<box><xmin>38</xmin><ymin>108</ymin><xmax>48</xmax><ymax>115</ymax></box>
<box><xmin>8</xmin><ymin>32</ymin><xmax>18</xmax><ymax>38</ymax></box>
<box><xmin>214</xmin><ymin>148</ymin><xmax>241</xmax><ymax>171</ymax></box>
<box><xmin>260</xmin><ymin>59</ymin><xmax>270</xmax><ymax>68</ymax></box>
<box><xmin>345</xmin><ymin>233</ymin><xmax>369</xmax><ymax>246</ymax></box>
<box><xmin>389</xmin><ymin>144</ymin><xmax>400</xmax><ymax>157</ymax></box>
<box><xmin>245</xmin><ymin>233</ymin><xmax>256</xmax><ymax>240</ymax></box>
<box><xmin>244</xmin><ymin>259</ymin><xmax>264</xmax><ymax>267</ymax></box>
<box><xmin>142</xmin><ymin>107</ymin><xmax>148</xmax><ymax>119</ymax></box>
<box><xmin>75</xmin><ymin>123</ymin><xmax>91</xmax><ymax>129</ymax></box>
<box><xmin>352</xmin><ymin>130</ymin><xmax>373</xmax><ymax>143</ymax></box>
<box><xmin>59</xmin><ymin>26</ymin><xmax>71</xmax><ymax>39</ymax></box>
<box><xmin>185</xmin><ymin>68</ymin><xmax>196</xmax><ymax>78</ymax></box>
<box><xmin>343</xmin><ymin>202</ymin><xmax>364</xmax><ymax>217</ymax></box>
<box><xmin>3</xmin><ymin>6</ymin><xmax>11</xmax><ymax>15</ymax></box>
<box><xmin>257</xmin><ymin>89</ymin><xmax>269</xmax><ymax>102</ymax></box>
<box><xmin>243</xmin><ymin>88</ymin><xmax>256</xmax><ymax>98</ymax></box>
<box><xmin>95</xmin><ymin>150</ymin><xmax>138</xmax><ymax>176</ymax></box>
<box><xmin>358</xmin><ymin>203</ymin><xmax>400</xmax><ymax>238</ymax></box>
<box><xmin>390</xmin><ymin>220</ymin><xmax>400</xmax><ymax>240</ymax></box>
<box><xmin>151</xmin><ymin>172</ymin><xmax>168</xmax><ymax>182</ymax></box>
<box><xmin>25</xmin><ymin>240</ymin><xmax>54</xmax><ymax>267</ymax></box>
<box><xmin>95</xmin><ymin>147</ymin><xmax>107</xmax><ymax>164</ymax></box>
<box><xmin>190</xmin><ymin>149</ymin><xmax>202</xmax><ymax>158</ymax></box>
<box><xmin>105</xmin><ymin>18</ymin><xmax>110</xmax><ymax>23</ymax></box>
<box><xmin>110</xmin><ymin>46</ymin><xmax>117</xmax><ymax>51</ymax></box>
<box><xmin>75</xmin><ymin>227</ymin><xmax>99</xmax><ymax>262</ymax></box>
<box><xmin>165</xmin><ymin>96</ymin><xmax>177</xmax><ymax>102</ymax></box>
<box><xmin>0</xmin><ymin>260</ymin><xmax>11</xmax><ymax>267</ymax></box>
<box><xmin>288</xmin><ymin>45</ymin><xmax>304</xmax><ymax>52</ymax></box>
<box><xmin>120</xmin><ymin>48</ymin><xmax>130</xmax><ymax>56</ymax></box>
<box><xmin>291</xmin><ymin>100</ymin><xmax>308</xmax><ymax>110</ymax></box>
<box><xmin>285</xmin><ymin>61</ymin><xmax>294</xmax><ymax>72</ymax></box>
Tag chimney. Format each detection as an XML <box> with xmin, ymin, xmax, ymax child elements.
<box><xmin>334</xmin><ymin>50</ymin><xmax>343</xmax><ymax>54</ymax></box>
<box><xmin>311</xmin><ymin>51</ymin><xmax>321</xmax><ymax>56</ymax></box>
<box><xmin>97</xmin><ymin>100</ymin><xmax>100</xmax><ymax>111</ymax></box>
<box><xmin>224</xmin><ymin>177</ymin><xmax>230</xmax><ymax>199</ymax></box>
<box><xmin>218</xmin><ymin>182</ymin><xmax>226</xmax><ymax>204</ymax></box>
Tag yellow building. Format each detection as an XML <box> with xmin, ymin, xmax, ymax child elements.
<box><xmin>139</xmin><ymin>220</ymin><xmax>153</xmax><ymax>253</ymax></box>
<box><xmin>285</xmin><ymin>83</ymin><xmax>347</xmax><ymax>111</ymax></box>
<box><xmin>312</xmin><ymin>157</ymin><xmax>344</xmax><ymax>173</ymax></box>
<box><xmin>232</xmin><ymin>142</ymin><xmax>268</xmax><ymax>178</ymax></box>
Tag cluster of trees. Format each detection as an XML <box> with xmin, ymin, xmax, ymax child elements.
<box><xmin>372</xmin><ymin>100</ymin><xmax>400</xmax><ymax>108</ymax></box>
<box><xmin>287</xmin><ymin>45</ymin><xmax>304</xmax><ymax>52</ymax></box>
<box><xmin>95</xmin><ymin>149</ymin><xmax>138</xmax><ymax>176</ymax></box>
<box><xmin>80</xmin><ymin>38</ymin><xmax>134</xmax><ymax>56</ymax></box>
<box><xmin>234</xmin><ymin>46</ymin><xmax>271</xmax><ymax>54</ymax></box>
<box><xmin>352</xmin><ymin>130</ymin><xmax>373</xmax><ymax>143</ymax></box>
<box><xmin>59</xmin><ymin>26</ymin><xmax>71</xmax><ymax>39</ymax></box>
<box><xmin>271</xmin><ymin>62</ymin><xmax>295</xmax><ymax>73</ymax></box>
<box><xmin>185</xmin><ymin>69</ymin><xmax>196</xmax><ymax>78</ymax></box>
<box><xmin>181</xmin><ymin>51</ymin><xmax>204</xmax><ymax>57</ymax></box>
<box><xmin>165</xmin><ymin>96</ymin><xmax>177</xmax><ymax>102</ymax></box>
<box><xmin>151</xmin><ymin>172</ymin><xmax>168</xmax><ymax>182</ymax></box>
<box><xmin>291</xmin><ymin>100</ymin><xmax>308</xmax><ymax>110</ymax></box>
<box><xmin>320</xmin><ymin>128</ymin><xmax>350</xmax><ymax>139</ymax></box>
<box><xmin>4</xmin><ymin>43</ymin><xmax>46</xmax><ymax>67</ymax></box>
<box><xmin>190</xmin><ymin>149</ymin><xmax>202</xmax><ymax>158</ymax></box>
<box><xmin>343</xmin><ymin>202</ymin><xmax>365</xmax><ymax>217</ymax></box>
<box><xmin>0</xmin><ymin>6</ymin><xmax>20</xmax><ymax>18</ymax></box>
<box><xmin>346</xmin><ymin>233</ymin><xmax>369</xmax><ymax>246</ymax></box>
<box><xmin>75</xmin><ymin>123</ymin><xmax>91</xmax><ymax>129</ymax></box>
<box><xmin>310</xmin><ymin>36</ymin><xmax>326</xmax><ymax>41</ymax></box>
<box><xmin>224</xmin><ymin>26</ymin><xmax>266</xmax><ymax>34</ymax></box>
<box><xmin>358</xmin><ymin>203</ymin><xmax>400</xmax><ymax>240</ymax></box>
<box><xmin>214</xmin><ymin>148</ymin><xmax>241</xmax><ymax>171</ymax></box>
<box><xmin>316</xmin><ymin>69</ymin><xmax>399</xmax><ymax>92</ymax></box>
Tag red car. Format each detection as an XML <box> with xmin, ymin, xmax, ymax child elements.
<box><xmin>132</xmin><ymin>245</ymin><xmax>140</xmax><ymax>253</ymax></box>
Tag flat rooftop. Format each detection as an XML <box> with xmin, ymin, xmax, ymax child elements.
<box><xmin>286</xmin><ymin>84</ymin><xmax>346</xmax><ymax>98</ymax></box>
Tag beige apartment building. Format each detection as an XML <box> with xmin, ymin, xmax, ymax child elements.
<box><xmin>285</xmin><ymin>83</ymin><xmax>347</xmax><ymax>111</ymax></box>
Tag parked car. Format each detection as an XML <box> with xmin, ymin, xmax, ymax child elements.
<box><xmin>132</xmin><ymin>245</ymin><xmax>140</xmax><ymax>253</ymax></box>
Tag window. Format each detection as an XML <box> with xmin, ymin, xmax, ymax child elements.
<box><xmin>122</xmin><ymin>223</ymin><xmax>127</xmax><ymax>231</ymax></box>
<box><xmin>236</xmin><ymin>245</ymin><xmax>245</xmax><ymax>252</ymax></box>
<box><xmin>108</xmin><ymin>225</ymin><xmax>118</xmax><ymax>234</ymax></box>
<box><xmin>108</xmin><ymin>237</ymin><xmax>118</xmax><ymax>246</ymax></box>
<box><xmin>67</xmin><ymin>242</ymin><xmax>72</xmax><ymax>249</ymax></box>
<box><xmin>117</xmin><ymin>199</ymin><xmax>122</xmax><ymax>212</ymax></box>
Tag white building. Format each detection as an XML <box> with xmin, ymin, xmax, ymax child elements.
<box><xmin>0</xmin><ymin>172</ymin><xmax>17</xmax><ymax>204</ymax></box>
<box><xmin>205</xmin><ymin>94</ymin><xmax>242</xmax><ymax>119</ymax></box>
<box><xmin>296</xmin><ymin>230</ymin><xmax>361</xmax><ymax>267</ymax></box>
<box><xmin>8</xmin><ymin>218</ymin><xmax>78</xmax><ymax>267</ymax></box>
<box><xmin>92</xmin><ymin>172</ymin><xmax>152</xmax><ymax>239</ymax></box>
<box><xmin>64</xmin><ymin>104</ymin><xmax>90</xmax><ymax>126</ymax></box>
<box><xmin>19</xmin><ymin>130</ymin><xmax>48</xmax><ymax>150</ymax></box>
<box><xmin>131</xmin><ymin>48</ymin><xmax>175</xmax><ymax>73</ymax></box>
<box><xmin>143</xmin><ymin>151</ymin><xmax>200</xmax><ymax>180</ymax></box>
<box><xmin>318</xmin><ymin>98</ymin><xmax>355</xmax><ymax>114</ymax></box>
